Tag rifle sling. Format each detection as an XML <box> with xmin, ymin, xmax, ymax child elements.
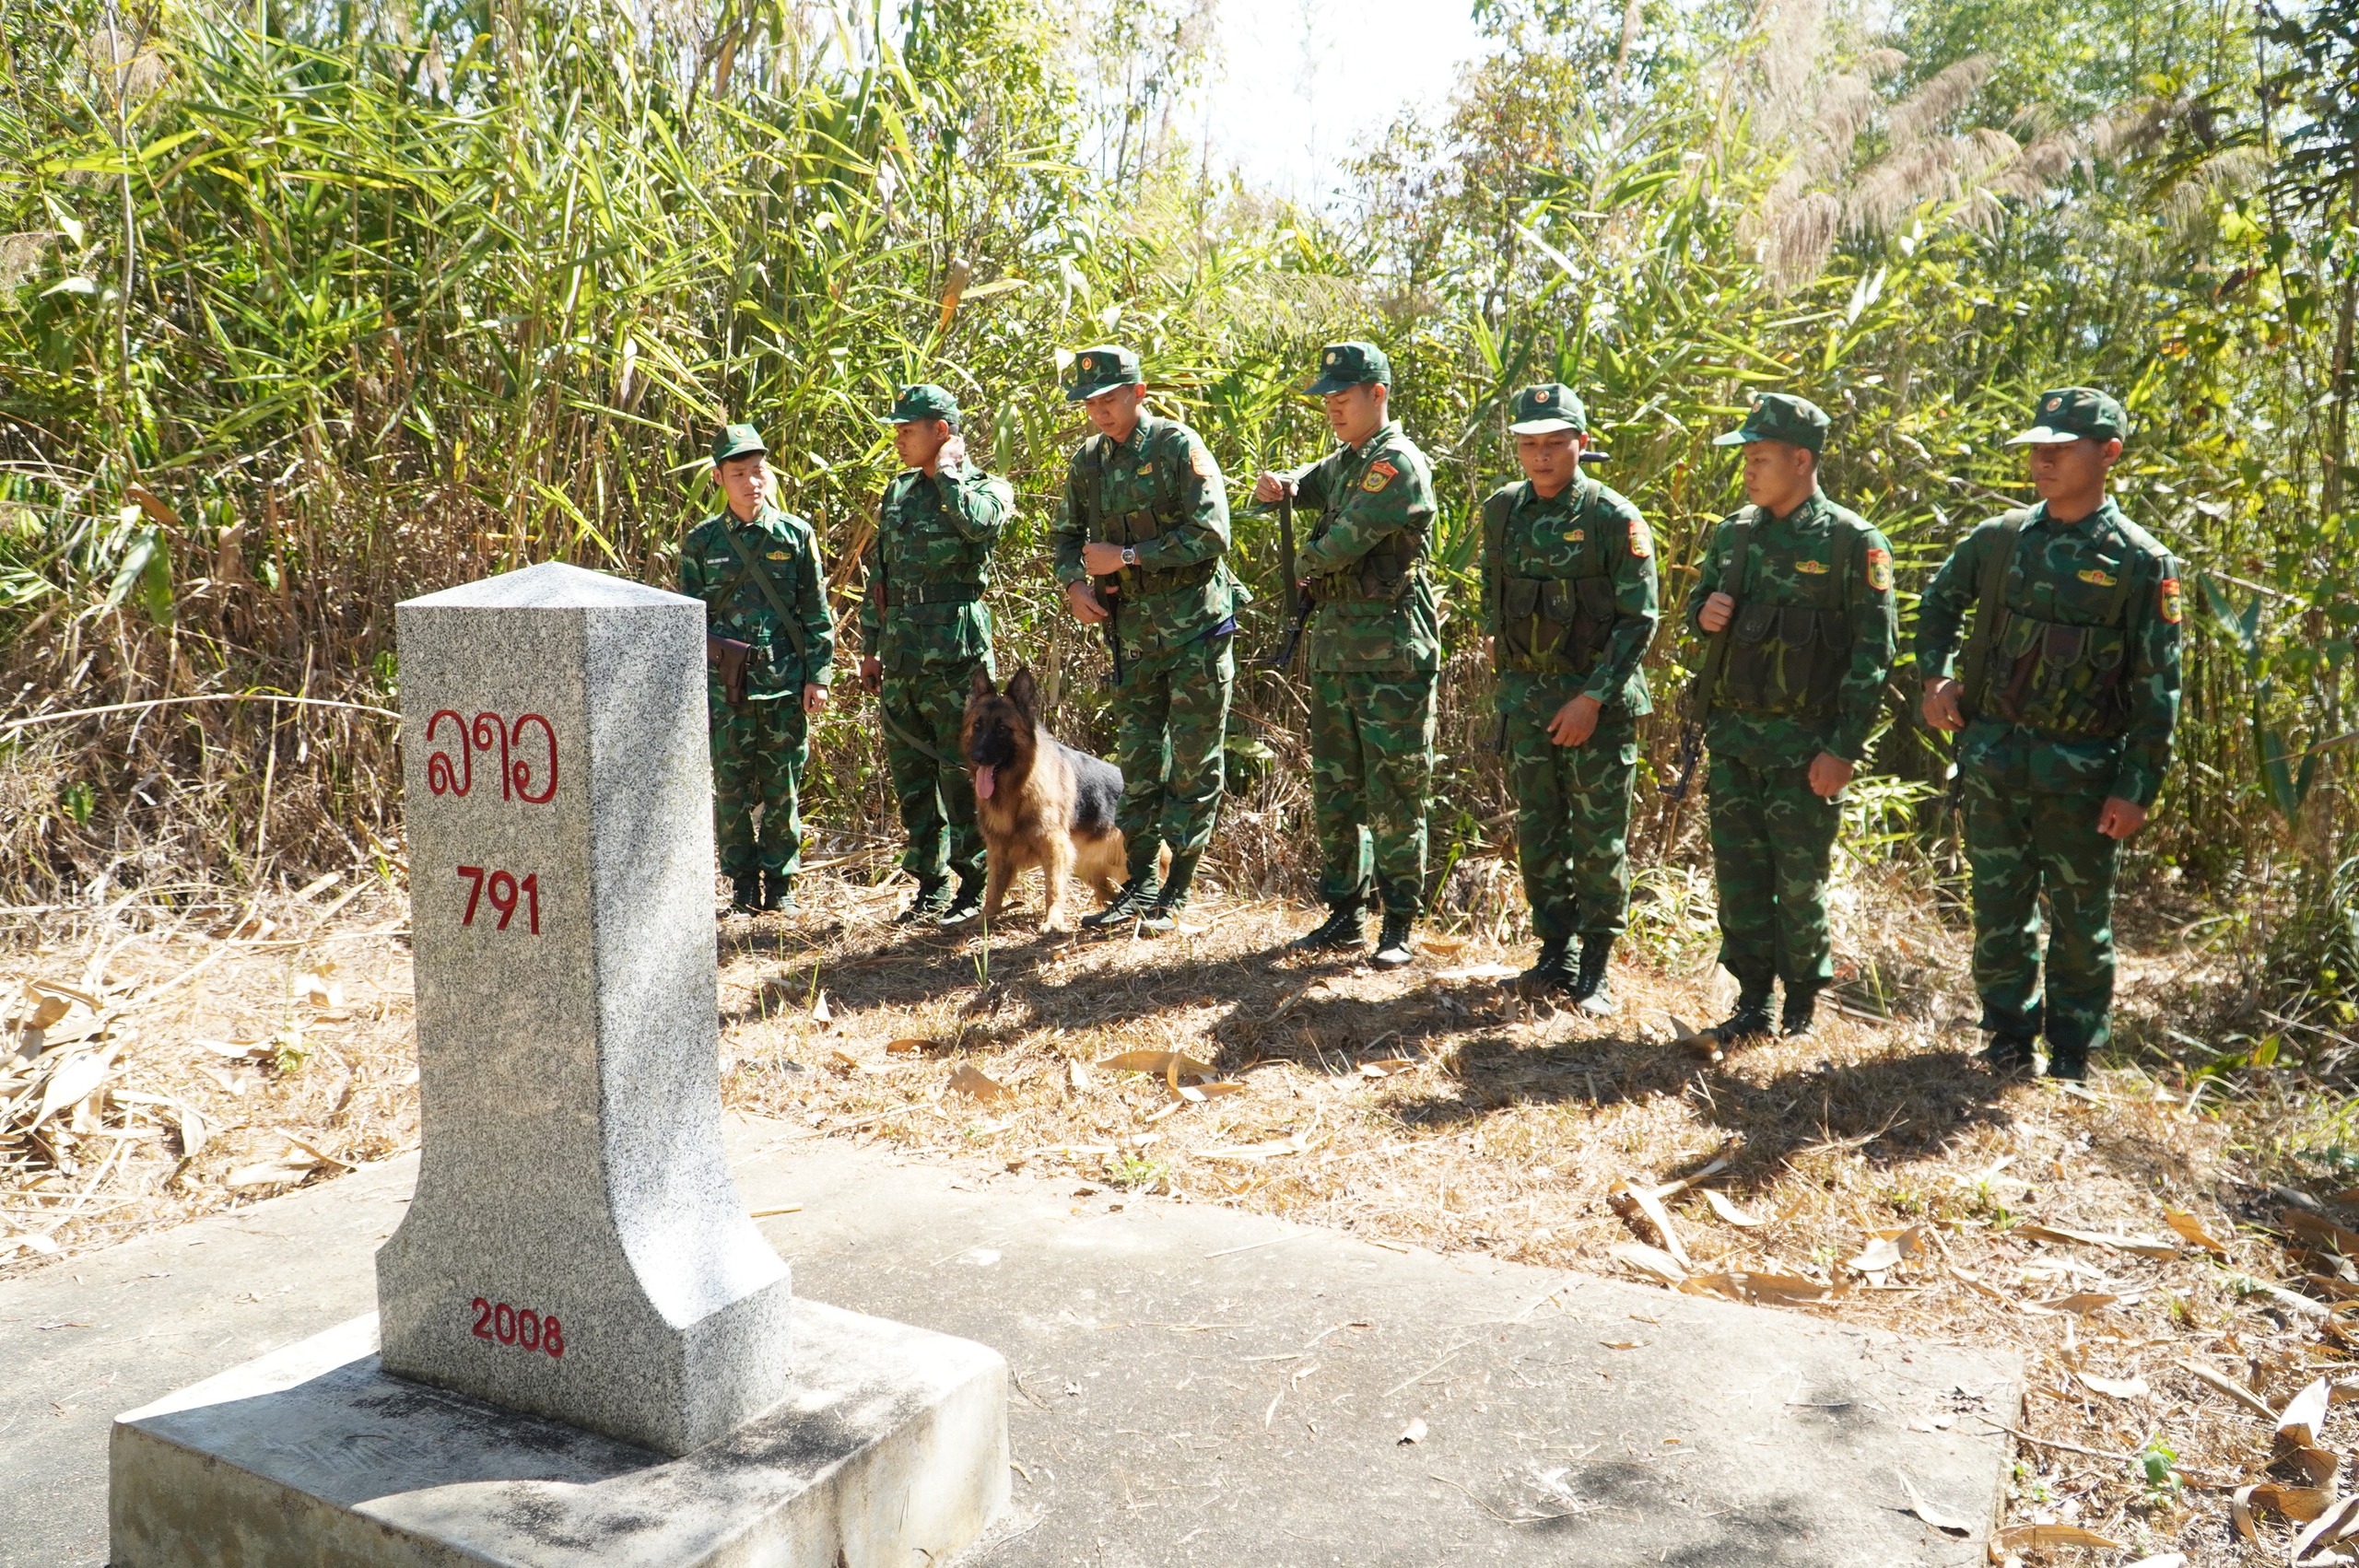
<box><xmin>715</xmin><ymin>521</ymin><xmax>811</xmax><ymax>661</ymax></box>
<box><xmin>1956</xmin><ymin>510</ymin><xmax>2027</xmax><ymax>722</ymax></box>
<box><xmin>1693</xmin><ymin>514</ymin><xmax>1755</xmax><ymax>720</ymax></box>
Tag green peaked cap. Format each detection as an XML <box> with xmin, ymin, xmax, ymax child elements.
<box><xmin>1712</xmin><ymin>392</ymin><xmax>1829</xmax><ymax>453</ymax></box>
<box><xmin>1508</xmin><ymin>382</ymin><xmax>1588</xmax><ymax>435</ymax></box>
<box><xmin>2008</xmin><ymin>386</ymin><xmax>2127</xmax><ymax>445</ymax></box>
<box><xmin>886</xmin><ymin>383</ymin><xmax>961</xmax><ymax>427</ymax></box>
<box><xmin>711</xmin><ymin>422</ymin><xmax>768</xmax><ymax>464</ymax></box>
<box><xmin>1064</xmin><ymin>345</ymin><xmax>1143</xmax><ymax>402</ymax></box>
<box><xmin>1306</xmin><ymin>340</ymin><xmax>1391</xmax><ymax>394</ymax></box>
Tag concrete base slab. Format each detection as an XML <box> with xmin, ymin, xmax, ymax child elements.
<box><xmin>5</xmin><ymin>1120</ymin><xmax>2023</xmax><ymax>1567</ymax></box>
<box><xmin>109</xmin><ymin>1303</ymin><xmax>1007</xmax><ymax>1568</ymax></box>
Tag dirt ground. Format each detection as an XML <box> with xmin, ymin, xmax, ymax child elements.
<box><xmin>5</xmin><ymin>863</ymin><xmax>2355</xmax><ymax>1566</ymax></box>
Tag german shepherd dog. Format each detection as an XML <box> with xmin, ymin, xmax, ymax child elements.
<box><xmin>962</xmin><ymin>667</ymin><xmax>1128</xmax><ymax>930</ymax></box>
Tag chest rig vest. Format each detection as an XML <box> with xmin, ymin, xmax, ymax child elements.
<box><xmin>875</xmin><ymin>474</ymin><xmax>988</xmax><ymax>612</ymax></box>
<box><xmin>1959</xmin><ymin>510</ymin><xmax>2139</xmax><ymax>739</ymax></box>
<box><xmin>1307</xmin><ymin>442</ymin><xmax>1426</xmax><ymax>604</ymax></box>
<box><xmin>1712</xmin><ymin>506</ymin><xmax>1856</xmax><ymax>717</ymax></box>
<box><xmin>1489</xmin><ymin>477</ymin><xmax>1616</xmax><ymax>675</ymax></box>
<box><xmin>1080</xmin><ymin>431</ymin><xmax>1218</xmax><ymax>597</ymax></box>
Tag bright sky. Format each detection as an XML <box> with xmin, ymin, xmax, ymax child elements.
<box><xmin>1189</xmin><ymin>0</ymin><xmax>1490</xmax><ymax>205</ymax></box>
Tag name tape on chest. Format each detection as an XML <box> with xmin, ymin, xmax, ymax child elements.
<box><xmin>1866</xmin><ymin>546</ymin><xmax>1892</xmax><ymax>591</ymax></box>
<box><xmin>1360</xmin><ymin>459</ymin><xmax>1399</xmax><ymax>494</ymax></box>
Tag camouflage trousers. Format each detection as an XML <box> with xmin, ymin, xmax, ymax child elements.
<box><xmin>1309</xmin><ymin>667</ymin><xmax>1437</xmax><ymax>918</ymax></box>
<box><xmin>1961</xmin><ymin>761</ymin><xmax>2119</xmax><ymax>1056</ymax></box>
<box><xmin>1110</xmin><ymin>631</ymin><xmax>1234</xmax><ymax>881</ymax></box>
<box><xmin>1706</xmin><ymin>753</ymin><xmax>1839</xmax><ymax>989</ymax></box>
<box><xmin>1501</xmin><ymin>672</ymin><xmax>1637</xmax><ymax>943</ymax></box>
<box><xmin>880</xmin><ymin>660</ymin><xmax>991</xmax><ymax>891</ymax></box>
<box><xmin>710</xmin><ymin>691</ymin><xmax>806</xmax><ymax>880</ymax></box>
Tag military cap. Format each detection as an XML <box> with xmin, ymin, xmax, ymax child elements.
<box><xmin>1064</xmin><ymin>345</ymin><xmax>1143</xmax><ymax>402</ymax></box>
<box><xmin>710</xmin><ymin>422</ymin><xmax>768</xmax><ymax>464</ymax></box>
<box><xmin>2008</xmin><ymin>386</ymin><xmax>2127</xmax><ymax>445</ymax></box>
<box><xmin>1508</xmin><ymin>382</ymin><xmax>1589</xmax><ymax>436</ymax></box>
<box><xmin>886</xmin><ymin>383</ymin><xmax>961</xmax><ymax>427</ymax></box>
<box><xmin>1712</xmin><ymin>392</ymin><xmax>1829</xmax><ymax>453</ymax></box>
<box><xmin>1306</xmin><ymin>341</ymin><xmax>1391</xmax><ymax>395</ymax></box>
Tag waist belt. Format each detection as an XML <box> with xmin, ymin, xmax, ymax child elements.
<box><xmin>1109</xmin><ymin>557</ymin><xmax>1219</xmax><ymax>597</ymax></box>
<box><xmin>881</xmin><ymin>581</ymin><xmax>983</xmax><ymax>608</ymax></box>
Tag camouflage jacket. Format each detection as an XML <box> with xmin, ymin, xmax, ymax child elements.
<box><xmin>680</xmin><ymin>503</ymin><xmax>836</xmax><ymax>698</ymax></box>
<box><xmin>1683</xmin><ymin>489</ymin><xmax>1896</xmax><ymax>766</ymax></box>
<box><xmin>858</xmin><ymin>460</ymin><xmax>1009</xmax><ymax>673</ymax></box>
<box><xmin>1052</xmin><ymin>412</ymin><xmax>1244</xmax><ymax>661</ymax></box>
<box><xmin>1916</xmin><ymin>497</ymin><xmax>2181</xmax><ymax>806</ymax></box>
<box><xmin>1481</xmin><ymin>475</ymin><xmax>1658</xmax><ymax>717</ymax></box>
<box><xmin>1281</xmin><ymin>420</ymin><xmax>1442</xmax><ymax>674</ymax></box>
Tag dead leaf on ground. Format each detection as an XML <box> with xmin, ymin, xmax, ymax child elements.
<box><xmin>1894</xmin><ymin>1469</ymin><xmax>1973</xmax><ymax>1536</ymax></box>
<box><xmin>2014</xmin><ymin>1222</ymin><xmax>2178</xmax><ymax>1260</ymax></box>
<box><xmin>2023</xmin><ymin>1291</ymin><xmax>2120</xmax><ymax>1316</ymax></box>
<box><xmin>947</xmin><ymin>1063</ymin><xmax>1007</xmax><ymax>1102</ymax></box>
<box><xmin>1097</xmin><ymin>1049</ymin><xmax>1216</xmax><ymax>1081</ymax></box>
<box><xmin>2238</xmin><ymin>1483</ymin><xmax>2336</xmax><ymax>1525</ymax></box>
<box><xmin>1846</xmin><ymin>1226</ymin><xmax>1925</xmax><ymax>1276</ymax></box>
<box><xmin>2177</xmin><ymin>1356</ymin><xmax>2278</xmax><ymax>1418</ymax></box>
<box><xmin>1609</xmin><ymin>1241</ymin><xmax>1687</xmax><ymax>1286</ymax></box>
<box><xmin>810</xmin><ymin>991</ymin><xmax>833</xmax><ymax>1027</ymax></box>
<box><xmin>1436</xmin><ymin>963</ymin><xmax>1520</xmax><ymax>981</ymax></box>
<box><xmin>2292</xmin><ymin>1496</ymin><xmax>2359</xmax><ymax>1563</ymax></box>
<box><xmin>2283</xmin><ymin>1207</ymin><xmax>2359</xmax><ymax>1256</ymax></box>
<box><xmin>1064</xmin><ymin>1059</ymin><xmax>1091</xmax><ymax>1094</ymax></box>
<box><xmin>2163</xmin><ymin>1208</ymin><xmax>2230</xmax><ymax>1257</ymax></box>
<box><xmin>32</xmin><ymin>1047</ymin><xmax>114</xmax><ymax>1129</ymax></box>
<box><xmin>1201</xmin><ymin>1133</ymin><xmax>1309</xmax><ymax>1163</ymax></box>
<box><xmin>224</xmin><ymin>1150</ymin><xmax>323</xmax><ymax>1189</ymax></box>
<box><xmin>1358</xmin><ymin>1058</ymin><xmax>1416</xmax><ymax>1079</ymax></box>
<box><xmin>885</xmin><ymin>1037</ymin><xmax>935</xmax><ymax>1056</ymax></box>
<box><xmin>294</xmin><ymin>968</ymin><xmax>344</xmax><ymax>1010</ymax></box>
<box><xmin>1991</xmin><ymin>1522</ymin><xmax>2124</xmax><ymax>1551</ymax></box>
<box><xmin>1397</xmin><ymin>1418</ymin><xmax>1426</xmax><ymax>1445</ymax></box>
<box><xmin>2122</xmin><ymin>1554</ymin><xmax>2187</xmax><ymax>1568</ymax></box>
<box><xmin>1700</xmin><ymin>1188</ymin><xmax>1763</xmax><ymax>1228</ymax></box>
<box><xmin>1607</xmin><ymin>1176</ymin><xmax>1690</xmax><ymax>1269</ymax></box>
<box><xmin>2076</xmin><ymin>1372</ymin><xmax>2150</xmax><ymax>1399</ymax></box>
<box><xmin>1681</xmin><ymin>1270</ymin><xmax>1840</xmax><ymax>1307</ymax></box>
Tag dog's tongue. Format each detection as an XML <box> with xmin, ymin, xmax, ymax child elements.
<box><xmin>974</xmin><ymin>765</ymin><xmax>995</xmax><ymax>801</ymax></box>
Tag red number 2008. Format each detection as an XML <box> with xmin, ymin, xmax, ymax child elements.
<box><xmin>471</xmin><ymin>1295</ymin><xmax>566</xmax><ymax>1358</ymax></box>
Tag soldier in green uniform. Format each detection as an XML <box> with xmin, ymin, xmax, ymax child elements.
<box><xmin>1482</xmin><ymin>384</ymin><xmax>1659</xmax><ymax>1012</ymax></box>
<box><xmin>1051</xmin><ymin>345</ymin><xmax>1247</xmax><ymax>936</ymax></box>
<box><xmin>1918</xmin><ymin>388</ymin><xmax>2179</xmax><ymax>1080</ymax></box>
<box><xmin>857</xmin><ymin>384</ymin><xmax>1012</xmax><ymax>926</ymax></box>
<box><xmin>680</xmin><ymin>422</ymin><xmax>837</xmax><ymax>915</ymax></box>
<box><xmin>1254</xmin><ymin>341</ymin><xmax>1441</xmax><ymax>970</ymax></box>
<box><xmin>1684</xmin><ymin>394</ymin><xmax>1895</xmax><ymax>1047</ymax></box>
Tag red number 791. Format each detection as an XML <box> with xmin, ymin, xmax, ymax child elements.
<box><xmin>456</xmin><ymin>866</ymin><xmax>541</xmax><ymax>933</ymax></box>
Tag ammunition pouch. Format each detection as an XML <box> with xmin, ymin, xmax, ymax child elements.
<box><xmin>706</xmin><ymin>634</ymin><xmax>754</xmax><ymax>708</ymax></box>
<box><xmin>1719</xmin><ymin>603</ymin><xmax>1850</xmax><ymax>716</ymax></box>
<box><xmin>1498</xmin><ymin>574</ymin><xmax>1616</xmax><ymax>674</ymax></box>
<box><xmin>1098</xmin><ymin>507</ymin><xmax>1218</xmax><ymax>597</ymax></box>
<box><xmin>1307</xmin><ymin>531</ymin><xmax>1422</xmax><ymax>604</ymax></box>
<box><xmin>1975</xmin><ymin>612</ymin><xmax>2131</xmax><ymax>738</ymax></box>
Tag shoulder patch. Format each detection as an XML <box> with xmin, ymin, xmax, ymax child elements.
<box><xmin>1865</xmin><ymin>545</ymin><xmax>1893</xmax><ymax>592</ymax></box>
<box><xmin>1626</xmin><ymin>517</ymin><xmax>1650</xmax><ymax>558</ymax></box>
<box><xmin>1190</xmin><ymin>442</ymin><xmax>1215</xmax><ymax>480</ymax></box>
<box><xmin>1360</xmin><ymin>461</ymin><xmax>1396</xmax><ymax>494</ymax></box>
<box><xmin>2158</xmin><ymin>577</ymin><xmax>2182</xmax><ymax>624</ymax></box>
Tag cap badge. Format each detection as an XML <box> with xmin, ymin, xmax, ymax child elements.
<box><xmin>1081</xmin><ymin>356</ymin><xmax>1095</xmax><ymax>371</ymax></box>
<box><xmin>2045</xmin><ymin>396</ymin><xmax>2061</xmax><ymax>411</ymax></box>
<box><xmin>1535</xmin><ymin>390</ymin><xmax>1550</xmax><ymax>403</ymax></box>
<box><xmin>1325</xmin><ymin>352</ymin><xmax>1338</xmax><ymax>365</ymax></box>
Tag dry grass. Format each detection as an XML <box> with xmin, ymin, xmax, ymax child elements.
<box><xmin>6</xmin><ymin>864</ymin><xmax>2357</xmax><ymax>1564</ymax></box>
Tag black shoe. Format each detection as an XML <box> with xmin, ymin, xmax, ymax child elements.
<box><xmin>728</xmin><ymin>872</ymin><xmax>763</xmax><ymax>914</ymax></box>
<box><xmin>1082</xmin><ymin>873</ymin><xmax>1161</xmax><ymax>931</ymax></box>
<box><xmin>1137</xmin><ymin>853</ymin><xmax>1203</xmax><ymax>937</ymax></box>
<box><xmin>1516</xmin><ymin>939</ymin><xmax>1572</xmax><ymax>997</ymax></box>
<box><xmin>894</xmin><ymin>882</ymin><xmax>951</xmax><ymax>925</ymax></box>
<box><xmin>1291</xmin><ymin>900</ymin><xmax>1366</xmax><ymax>953</ymax></box>
<box><xmin>1980</xmin><ymin>1033</ymin><xmax>2037</xmax><ymax>1073</ymax></box>
<box><xmin>1694</xmin><ymin>989</ymin><xmax>1774</xmax><ymax>1060</ymax></box>
<box><xmin>2045</xmin><ymin>1045</ymin><xmax>2089</xmax><ymax>1082</ymax></box>
<box><xmin>939</xmin><ymin>875</ymin><xmax>985</xmax><ymax>926</ymax></box>
<box><xmin>1371</xmin><ymin>912</ymin><xmax>1416</xmax><ymax>969</ymax></box>
<box><xmin>761</xmin><ymin>870</ymin><xmax>795</xmax><ymax>913</ymax></box>
<box><xmin>1779</xmin><ymin>985</ymin><xmax>1819</xmax><ymax>1037</ymax></box>
<box><xmin>1570</xmin><ymin>936</ymin><xmax>1616</xmax><ymax>1016</ymax></box>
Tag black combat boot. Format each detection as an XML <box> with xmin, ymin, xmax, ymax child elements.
<box><xmin>1371</xmin><ymin>911</ymin><xmax>1416</xmax><ymax>970</ymax></box>
<box><xmin>895</xmin><ymin>880</ymin><xmax>952</xmax><ymax>925</ymax></box>
<box><xmin>1134</xmin><ymin>854</ymin><xmax>1201</xmax><ymax>937</ymax></box>
<box><xmin>1569</xmin><ymin>935</ymin><xmax>1616</xmax><ymax>1016</ymax></box>
<box><xmin>761</xmin><ymin>870</ymin><xmax>796</xmax><ymax>914</ymax></box>
<box><xmin>1779</xmin><ymin>983</ymin><xmax>1820</xmax><ymax>1037</ymax></box>
<box><xmin>1980</xmin><ymin>1032</ymin><xmax>2037</xmax><ymax>1074</ymax></box>
<box><xmin>1694</xmin><ymin>985</ymin><xmax>1774</xmax><ymax>1061</ymax></box>
<box><xmin>1083</xmin><ymin>871</ymin><xmax>1163</xmax><ymax>931</ymax></box>
<box><xmin>1516</xmin><ymin>939</ymin><xmax>1572</xmax><ymax>998</ymax></box>
<box><xmin>1290</xmin><ymin>897</ymin><xmax>1366</xmax><ymax>953</ymax></box>
<box><xmin>728</xmin><ymin>872</ymin><xmax>764</xmax><ymax>915</ymax></box>
<box><xmin>939</xmin><ymin>872</ymin><xmax>986</xmax><ymax>926</ymax></box>
<box><xmin>2044</xmin><ymin>1042</ymin><xmax>2089</xmax><ymax>1082</ymax></box>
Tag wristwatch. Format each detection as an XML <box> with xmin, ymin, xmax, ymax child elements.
<box><xmin>1121</xmin><ymin>546</ymin><xmax>1138</xmax><ymax>567</ymax></box>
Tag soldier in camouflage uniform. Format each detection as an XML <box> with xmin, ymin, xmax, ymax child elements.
<box><xmin>1052</xmin><ymin>345</ymin><xmax>1246</xmax><ymax>936</ymax></box>
<box><xmin>681</xmin><ymin>422</ymin><xmax>837</xmax><ymax>915</ymax></box>
<box><xmin>1483</xmin><ymin>384</ymin><xmax>1659</xmax><ymax>1013</ymax></box>
<box><xmin>1918</xmin><ymin>388</ymin><xmax>2180</xmax><ymax>1081</ymax></box>
<box><xmin>857</xmin><ymin>384</ymin><xmax>1011</xmax><ymax>927</ymax></box>
<box><xmin>1684</xmin><ymin>394</ymin><xmax>1895</xmax><ymax>1047</ymax></box>
<box><xmin>1255</xmin><ymin>341</ymin><xmax>1440</xmax><ymax>969</ymax></box>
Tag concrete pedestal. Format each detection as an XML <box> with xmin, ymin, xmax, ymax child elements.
<box><xmin>108</xmin><ymin>1305</ymin><xmax>1008</xmax><ymax>1568</ymax></box>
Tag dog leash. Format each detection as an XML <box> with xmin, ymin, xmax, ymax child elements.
<box><xmin>873</xmin><ymin>695</ymin><xmax>960</xmax><ymax>770</ymax></box>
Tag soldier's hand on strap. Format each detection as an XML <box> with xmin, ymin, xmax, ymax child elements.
<box><xmin>1252</xmin><ymin>471</ymin><xmax>1288</xmax><ymax>505</ymax></box>
<box><xmin>1920</xmin><ymin>676</ymin><xmax>1966</xmax><ymax>733</ymax></box>
<box><xmin>1807</xmin><ymin>752</ymin><xmax>1855</xmax><ymax>799</ymax></box>
<box><xmin>1063</xmin><ymin>579</ymin><xmax>1109</xmax><ymax>625</ymax></box>
<box><xmin>1698</xmin><ymin>591</ymin><xmax>1735</xmax><ymax>634</ymax></box>
<box><xmin>1081</xmin><ymin>541</ymin><xmax>1126</xmax><ymax>577</ymax></box>
<box><xmin>859</xmin><ymin>655</ymin><xmax>882</xmax><ymax>694</ymax></box>
<box><xmin>2095</xmin><ymin>796</ymin><xmax>2147</xmax><ymax>840</ymax></box>
<box><xmin>803</xmin><ymin>683</ymin><xmax>829</xmax><ymax>715</ymax></box>
<box><xmin>1546</xmin><ymin>694</ymin><xmax>1601</xmax><ymax>747</ymax></box>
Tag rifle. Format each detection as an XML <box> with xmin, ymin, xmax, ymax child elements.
<box><xmin>1260</xmin><ymin>480</ymin><xmax>1309</xmax><ymax>669</ymax></box>
<box><xmin>1662</xmin><ymin>514</ymin><xmax>1754</xmax><ymax>801</ymax></box>
<box><xmin>1097</xmin><ymin>578</ymin><xmax>1124</xmax><ymax>687</ymax></box>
